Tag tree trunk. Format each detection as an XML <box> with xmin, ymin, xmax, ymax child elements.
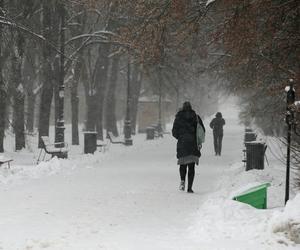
<box><xmin>86</xmin><ymin>94</ymin><xmax>97</xmax><ymax>131</ymax></box>
<box><xmin>0</xmin><ymin>75</ymin><xmax>5</xmax><ymax>153</ymax></box>
<box><xmin>38</xmin><ymin>0</ymin><xmax>54</xmax><ymax>148</ymax></box>
<box><xmin>71</xmin><ymin>57</ymin><xmax>83</xmax><ymax>145</ymax></box>
<box><xmin>0</xmin><ymin>0</ymin><xmax>5</xmax><ymax>152</ymax></box>
<box><xmin>70</xmin><ymin>9</ymin><xmax>86</xmax><ymax>145</ymax></box>
<box><xmin>26</xmin><ymin>90</ymin><xmax>35</xmax><ymax>133</ymax></box>
<box><xmin>131</xmin><ymin>64</ymin><xmax>143</xmax><ymax>134</ymax></box>
<box><xmin>71</xmin><ymin>91</ymin><xmax>79</xmax><ymax>144</ymax></box>
<box><xmin>105</xmin><ymin>56</ymin><xmax>120</xmax><ymax>137</ymax></box>
<box><xmin>24</xmin><ymin>51</ymin><xmax>37</xmax><ymax>133</ymax></box>
<box><xmin>13</xmin><ymin>92</ymin><xmax>25</xmax><ymax>150</ymax></box>
<box><xmin>94</xmin><ymin>44</ymin><xmax>110</xmax><ymax>140</ymax></box>
<box><xmin>82</xmin><ymin>58</ymin><xmax>97</xmax><ymax>132</ymax></box>
<box><xmin>12</xmin><ymin>33</ymin><xmax>26</xmax><ymax>150</ymax></box>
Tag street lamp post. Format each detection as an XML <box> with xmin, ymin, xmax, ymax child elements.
<box><xmin>284</xmin><ymin>80</ymin><xmax>299</xmax><ymax>204</ymax></box>
<box><xmin>124</xmin><ymin>53</ymin><xmax>133</xmax><ymax>146</ymax></box>
<box><xmin>55</xmin><ymin>2</ymin><xmax>66</xmax><ymax>157</ymax></box>
<box><xmin>157</xmin><ymin>65</ymin><xmax>163</xmax><ymax>137</ymax></box>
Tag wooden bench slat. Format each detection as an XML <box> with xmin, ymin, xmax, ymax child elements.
<box><xmin>45</xmin><ymin>146</ymin><xmax>68</xmax><ymax>153</ymax></box>
<box><xmin>37</xmin><ymin>136</ymin><xmax>68</xmax><ymax>163</ymax></box>
<box><xmin>107</xmin><ymin>132</ymin><xmax>124</xmax><ymax>144</ymax></box>
<box><xmin>0</xmin><ymin>157</ymin><xmax>13</xmax><ymax>169</ymax></box>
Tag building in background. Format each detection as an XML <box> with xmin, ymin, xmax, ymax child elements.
<box><xmin>137</xmin><ymin>95</ymin><xmax>172</xmax><ymax>133</ymax></box>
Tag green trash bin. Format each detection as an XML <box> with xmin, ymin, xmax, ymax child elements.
<box><xmin>233</xmin><ymin>183</ymin><xmax>271</xmax><ymax>209</ymax></box>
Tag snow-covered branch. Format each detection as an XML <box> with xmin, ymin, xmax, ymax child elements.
<box><xmin>65</xmin><ymin>33</ymin><xmax>111</xmax><ymax>46</ymax></box>
<box><xmin>0</xmin><ymin>16</ymin><xmax>70</xmax><ymax>60</ymax></box>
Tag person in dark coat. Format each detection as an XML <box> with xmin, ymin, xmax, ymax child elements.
<box><xmin>209</xmin><ymin>112</ymin><xmax>225</xmax><ymax>156</ymax></box>
<box><xmin>172</xmin><ymin>102</ymin><xmax>205</xmax><ymax>193</ymax></box>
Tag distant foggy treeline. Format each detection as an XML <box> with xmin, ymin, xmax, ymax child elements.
<box><xmin>0</xmin><ymin>1</ymin><xmax>299</xmax><ymax>176</ymax></box>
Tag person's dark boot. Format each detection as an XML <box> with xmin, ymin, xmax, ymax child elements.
<box><xmin>187</xmin><ymin>171</ymin><xmax>194</xmax><ymax>193</ymax></box>
<box><xmin>179</xmin><ymin>180</ymin><xmax>185</xmax><ymax>191</ymax></box>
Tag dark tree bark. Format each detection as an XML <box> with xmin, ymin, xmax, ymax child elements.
<box><xmin>23</xmin><ymin>49</ymin><xmax>37</xmax><ymax>133</ymax></box>
<box><xmin>0</xmin><ymin>0</ymin><xmax>5</xmax><ymax>152</ymax></box>
<box><xmin>86</xmin><ymin>95</ymin><xmax>98</xmax><ymax>131</ymax></box>
<box><xmin>12</xmin><ymin>33</ymin><xmax>26</xmax><ymax>150</ymax></box>
<box><xmin>105</xmin><ymin>55</ymin><xmax>120</xmax><ymax>137</ymax></box>
<box><xmin>0</xmin><ymin>74</ymin><xmax>5</xmax><ymax>153</ymax></box>
<box><xmin>70</xmin><ymin>9</ymin><xmax>86</xmax><ymax>145</ymax></box>
<box><xmin>93</xmin><ymin>1</ymin><xmax>119</xmax><ymax>140</ymax></box>
<box><xmin>71</xmin><ymin>56</ymin><xmax>83</xmax><ymax>145</ymax></box>
<box><xmin>130</xmin><ymin>64</ymin><xmax>143</xmax><ymax>135</ymax></box>
<box><xmin>94</xmin><ymin>44</ymin><xmax>110</xmax><ymax>140</ymax></box>
<box><xmin>82</xmin><ymin>57</ymin><xmax>97</xmax><ymax>131</ymax></box>
<box><xmin>26</xmin><ymin>92</ymin><xmax>35</xmax><ymax>133</ymax></box>
<box><xmin>38</xmin><ymin>0</ymin><xmax>54</xmax><ymax>148</ymax></box>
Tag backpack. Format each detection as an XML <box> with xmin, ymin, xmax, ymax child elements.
<box><xmin>196</xmin><ymin>116</ymin><xmax>205</xmax><ymax>147</ymax></box>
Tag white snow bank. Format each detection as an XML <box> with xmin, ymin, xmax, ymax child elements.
<box><xmin>0</xmin><ymin>157</ymin><xmax>67</xmax><ymax>186</ymax></box>
<box><xmin>0</xmin><ymin>152</ymin><xmax>105</xmax><ymax>187</ymax></box>
<box><xmin>270</xmin><ymin>194</ymin><xmax>300</xmax><ymax>244</ymax></box>
<box><xmin>217</xmin><ymin>162</ymin><xmax>286</xmax><ymax>208</ymax></box>
<box><xmin>189</xmin><ymin>197</ymin><xmax>272</xmax><ymax>250</ymax></box>
<box><xmin>190</xmin><ymin>194</ymin><xmax>300</xmax><ymax>249</ymax></box>
<box><xmin>189</xmin><ymin>162</ymin><xmax>300</xmax><ymax>249</ymax></box>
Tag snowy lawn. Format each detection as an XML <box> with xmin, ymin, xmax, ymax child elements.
<box><xmin>0</xmin><ymin>113</ymin><xmax>299</xmax><ymax>249</ymax></box>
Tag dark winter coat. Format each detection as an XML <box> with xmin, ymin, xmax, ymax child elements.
<box><xmin>209</xmin><ymin>117</ymin><xmax>225</xmax><ymax>135</ymax></box>
<box><xmin>172</xmin><ymin>109</ymin><xmax>204</xmax><ymax>159</ymax></box>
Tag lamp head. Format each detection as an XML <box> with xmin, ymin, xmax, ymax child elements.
<box><xmin>286</xmin><ymin>82</ymin><xmax>295</xmax><ymax>106</ymax></box>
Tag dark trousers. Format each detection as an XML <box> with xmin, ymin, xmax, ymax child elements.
<box><xmin>213</xmin><ymin>132</ymin><xmax>223</xmax><ymax>155</ymax></box>
<box><xmin>179</xmin><ymin>163</ymin><xmax>195</xmax><ymax>189</ymax></box>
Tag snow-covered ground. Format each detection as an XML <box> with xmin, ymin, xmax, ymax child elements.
<box><xmin>0</xmin><ymin>102</ymin><xmax>299</xmax><ymax>250</ymax></box>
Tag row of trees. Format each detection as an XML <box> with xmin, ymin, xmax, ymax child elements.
<box><xmin>216</xmin><ymin>0</ymin><xmax>300</xmax><ymax>180</ymax></box>
<box><xmin>0</xmin><ymin>0</ymin><xmax>299</xmax><ymax>171</ymax></box>
<box><xmin>0</xmin><ymin>0</ymin><xmax>219</xmax><ymax>152</ymax></box>
<box><xmin>212</xmin><ymin>0</ymin><xmax>300</xmax><ymax>186</ymax></box>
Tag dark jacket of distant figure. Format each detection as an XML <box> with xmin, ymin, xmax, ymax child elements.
<box><xmin>172</xmin><ymin>109</ymin><xmax>205</xmax><ymax>159</ymax></box>
<box><xmin>209</xmin><ymin>113</ymin><xmax>225</xmax><ymax>135</ymax></box>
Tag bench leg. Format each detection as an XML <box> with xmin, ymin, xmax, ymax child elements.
<box><xmin>37</xmin><ymin>149</ymin><xmax>43</xmax><ymax>164</ymax></box>
<box><xmin>42</xmin><ymin>151</ymin><xmax>47</xmax><ymax>161</ymax></box>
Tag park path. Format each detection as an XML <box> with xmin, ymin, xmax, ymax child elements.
<box><xmin>0</xmin><ymin>115</ymin><xmax>244</xmax><ymax>250</ymax></box>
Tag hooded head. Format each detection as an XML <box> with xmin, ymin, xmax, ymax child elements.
<box><xmin>216</xmin><ymin>112</ymin><xmax>222</xmax><ymax>118</ymax></box>
<box><xmin>182</xmin><ymin>101</ymin><xmax>192</xmax><ymax>111</ymax></box>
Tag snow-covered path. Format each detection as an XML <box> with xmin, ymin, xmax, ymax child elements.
<box><xmin>1</xmin><ymin>110</ymin><xmax>299</xmax><ymax>250</ymax></box>
<box><xmin>0</xmin><ymin>116</ymin><xmax>243</xmax><ymax>250</ymax></box>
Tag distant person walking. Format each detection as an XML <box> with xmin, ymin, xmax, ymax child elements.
<box><xmin>210</xmin><ymin>112</ymin><xmax>225</xmax><ymax>156</ymax></box>
<box><xmin>172</xmin><ymin>102</ymin><xmax>205</xmax><ymax>193</ymax></box>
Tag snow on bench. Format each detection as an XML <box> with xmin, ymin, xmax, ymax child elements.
<box><xmin>37</xmin><ymin>136</ymin><xmax>68</xmax><ymax>163</ymax></box>
<box><xmin>0</xmin><ymin>155</ymin><xmax>13</xmax><ymax>169</ymax></box>
<box><xmin>96</xmin><ymin>140</ymin><xmax>108</xmax><ymax>152</ymax></box>
<box><xmin>107</xmin><ymin>132</ymin><xmax>124</xmax><ymax>144</ymax></box>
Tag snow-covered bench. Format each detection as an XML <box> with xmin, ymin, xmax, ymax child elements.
<box><xmin>107</xmin><ymin>132</ymin><xmax>124</xmax><ymax>144</ymax></box>
<box><xmin>96</xmin><ymin>140</ymin><xmax>108</xmax><ymax>152</ymax></box>
<box><xmin>37</xmin><ymin>136</ymin><xmax>68</xmax><ymax>163</ymax></box>
<box><xmin>0</xmin><ymin>156</ymin><xmax>13</xmax><ymax>169</ymax></box>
